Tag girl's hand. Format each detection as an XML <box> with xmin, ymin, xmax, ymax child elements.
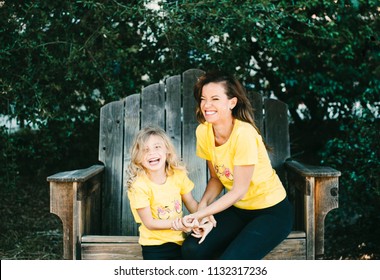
<box><xmin>171</xmin><ymin>218</ymin><xmax>192</xmax><ymax>233</ymax></box>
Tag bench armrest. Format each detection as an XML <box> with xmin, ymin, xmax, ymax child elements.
<box><xmin>285</xmin><ymin>160</ymin><xmax>341</xmax><ymax>178</ymax></box>
<box><xmin>48</xmin><ymin>164</ymin><xmax>104</xmax><ymax>259</ymax></box>
<box><xmin>284</xmin><ymin>159</ymin><xmax>340</xmax><ymax>259</ymax></box>
<box><xmin>47</xmin><ymin>164</ymin><xmax>104</xmax><ymax>183</ymax></box>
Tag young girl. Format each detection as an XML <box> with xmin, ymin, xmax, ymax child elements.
<box><xmin>181</xmin><ymin>70</ymin><xmax>293</xmax><ymax>260</ymax></box>
<box><xmin>127</xmin><ymin>126</ymin><xmax>211</xmax><ymax>260</ymax></box>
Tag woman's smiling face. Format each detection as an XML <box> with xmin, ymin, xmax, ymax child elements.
<box><xmin>200</xmin><ymin>82</ymin><xmax>237</xmax><ymax>125</ymax></box>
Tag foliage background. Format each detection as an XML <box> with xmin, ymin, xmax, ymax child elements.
<box><xmin>1</xmin><ymin>0</ymin><xmax>379</xmax><ymax>259</ymax></box>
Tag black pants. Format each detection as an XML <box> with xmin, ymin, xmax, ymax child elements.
<box><xmin>142</xmin><ymin>242</ymin><xmax>182</xmax><ymax>260</ymax></box>
<box><xmin>182</xmin><ymin>197</ymin><xmax>293</xmax><ymax>260</ymax></box>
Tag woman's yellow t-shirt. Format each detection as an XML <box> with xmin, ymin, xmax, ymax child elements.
<box><xmin>127</xmin><ymin>169</ymin><xmax>194</xmax><ymax>246</ymax></box>
<box><xmin>196</xmin><ymin>119</ymin><xmax>286</xmax><ymax>210</ymax></box>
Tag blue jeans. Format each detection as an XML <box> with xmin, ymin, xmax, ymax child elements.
<box><xmin>181</xmin><ymin>197</ymin><xmax>294</xmax><ymax>260</ymax></box>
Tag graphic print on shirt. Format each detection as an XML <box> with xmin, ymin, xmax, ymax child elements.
<box><xmin>156</xmin><ymin>199</ymin><xmax>182</xmax><ymax>219</ymax></box>
<box><xmin>214</xmin><ymin>164</ymin><xmax>234</xmax><ymax>181</ymax></box>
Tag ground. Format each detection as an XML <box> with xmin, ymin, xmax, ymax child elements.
<box><xmin>0</xmin><ymin>180</ymin><xmax>63</xmax><ymax>259</ymax></box>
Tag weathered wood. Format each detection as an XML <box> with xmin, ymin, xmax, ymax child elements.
<box><xmin>247</xmin><ymin>91</ymin><xmax>264</xmax><ymax>136</ymax></box>
<box><xmin>47</xmin><ymin>165</ymin><xmax>104</xmax><ymax>183</ymax></box>
<box><xmin>166</xmin><ymin>75</ymin><xmax>182</xmax><ymax>156</ymax></box>
<box><xmin>315</xmin><ymin>176</ymin><xmax>339</xmax><ymax>258</ymax></box>
<box><xmin>80</xmin><ymin>231</ymin><xmax>306</xmax><ymax>260</ymax></box>
<box><xmin>141</xmin><ymin>83</ymin><xmax>165</xmax><ymax>128</ymax></box>
<box><xmin>49</xmin><ymin>165</ymin><xmax>104</xmax><ymax>259</ymax></box>
<box><xmin>122</xmin><ymin>94</ymin><xmax>141</xmax><ymax>236</ymax></box>
<box><xmin>264</xmin><ymin>98</ymin><xmax>290</xmax><ymax>184</ymax></box>
<box><xmin>182</xmin><ymin>69</ymin><xmax>207</xmax><ymax>202</ymax></box>
<box><xmin>99</xmin><ymin>100</ymin><xmax>124</xmax><ymax>235</ymax></box>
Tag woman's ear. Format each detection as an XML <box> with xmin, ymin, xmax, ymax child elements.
<box><xmin>229</xmin><ymin>97</ymin><xmax>238</xmax><ymax>110</ymax></box>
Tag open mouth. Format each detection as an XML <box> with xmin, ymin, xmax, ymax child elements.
<box><xmin>204</xmin><ymin>110</ymin><xmax>216</xmax><ymax>116</ymax></box>
<box><xmin>148</xmin><ymin>157</ymin><xmax>160</xmax><ymax>166</ymax></box>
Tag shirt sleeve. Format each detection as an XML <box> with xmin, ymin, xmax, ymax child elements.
<box><xmin>196</xmin><ymin>124</ymin><xmax>212</xmax><ymax>160</ymax></box>
<box><xmin>233</xmin><ymin>125</ymin><xmax>259</xmax><ymax>166</ymax></box>
<box><xmin>128</xmin><ymin>182</ymin><xmax>151</xmax><ymax>210</ymax></box>
<box><xmin>179</xmin><ymin>171</ymin><xmax>195</xmax><ymax>195</ymax></box>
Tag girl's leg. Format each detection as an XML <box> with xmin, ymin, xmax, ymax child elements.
<box><xmin>181</xmin><ymin>206</ymin><xmax>246</xmax><ymax>260</ymax></box>
<box><xmin>142</xmin><ymin>242</ymin><xmax>182</xmax><ymax>260</ymax></box>
<box><xmin>220</xmin><ymin>198</ymin><xmax>293</xmax><ymax>260</ymax></box>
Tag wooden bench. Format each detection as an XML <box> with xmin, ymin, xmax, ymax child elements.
<box><xmin>48</xmin><ymin>69</ymin><xmax>341</xmax><ymax>260</ymax></box>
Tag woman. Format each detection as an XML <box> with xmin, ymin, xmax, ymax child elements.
<box><xmin>181</xmin><ymin>70</ymin><xmax>293</xmax><ymax>260</ymax></box>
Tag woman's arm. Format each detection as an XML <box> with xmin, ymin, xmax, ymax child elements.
<box><xmin>198</xmin><ymin>161</ymin><xmax>224</xmax><ymax>209</ymax></box>
<box><xmin>186</xmin><ymin>164</ymin><xmax>255</xmax><ymax>222</ymax></box>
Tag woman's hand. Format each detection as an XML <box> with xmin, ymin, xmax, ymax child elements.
<box><xmin>182</xmin><ymin>214</ymin><xmax>199</xmax><ymax>228</ymax></box>
<box><xmin>191</xmin><ymin>217</ymin><xmax>214</xmax><ymax>244</ymax></box>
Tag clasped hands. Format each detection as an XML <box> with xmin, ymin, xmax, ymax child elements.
<box><xmin>172</xmin><ymin>214</ymin><xmax>216</xmax><ymax>244</ymax></box>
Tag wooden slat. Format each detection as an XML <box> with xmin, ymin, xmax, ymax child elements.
<box><xmin>81</xmin><ymin>243</ymin><xmax>143</xmax><ymax>260</ymax></box>
<box><xmin>122</xmin><ymin>94</ymin><xmax>141</xmax><ymax>236</ymax></box>
<box><xmin>182</xmin><ymin>69</ymin><xmax>207</xmax><ymax>202</ymax></box>
<box><xmin>285</xmin><ymin>160</ymin><xmax>341</xmax><ymax>177</ymax></box>
<box><xmin>80</xmin><ymin>231</ymin><xmax>306</xmax><ymax>260</ymax></box>
<box><xmin>165</xmin><ymin>75</ymin><xmax>182</xmax><ymax>157</ymax></box>
<box><xmin>247</xmin><ymin>91</ymin><xmax>264</xmax><ymax>135</ymax></box>
<box><xmin>50</xmin><ymin>181</ymin><xmax>76</xmax><ymax>259</ymax></box>
<box><xmin>98</xmin><ymin>100</ymin><xmax>125</xmax><ymax>235</ymax></box>
<box><xmin>315</xmin><ymin>177</ymin><xmax>339</xmax><ymax>258</ymax></box>
<box><xmin>141</xmin><ymin>83</ymin><xmax>165</xmax><ymax>128</ymax></box>
<box><xmin>305</xmin><ymin>176</ymin><xmax>316</xmax><ymax>260</ymax></box>
<box><xmin>264</xmin><ymin>237</ymin><xmax>306</xmax><ymax>260</ymax></box>
<box><xmin>264</xmin><ymin>98</ymin><xmax>290</xmax><ymax>183</ymax></box>
<box><xmin>47</xmin><ymin>165</ymin><xmax>104</xmax><ymax>183</ymax></box>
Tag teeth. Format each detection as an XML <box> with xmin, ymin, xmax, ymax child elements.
<box><xmin>205</xmin><ymin>111</ymin><xmax>216</xmax><ymax>115</ymax></box>
<box><xmin>149</xmin><ymin>158</ymin><xmax>160</xmax><ymax>164</ymax></box>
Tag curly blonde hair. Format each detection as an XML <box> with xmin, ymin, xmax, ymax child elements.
<box><xmin>126</xmin><ymin>126</ymin><xmax>186</xmax><ymax>189</ymax></box>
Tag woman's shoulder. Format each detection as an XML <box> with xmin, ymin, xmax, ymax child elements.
<box><xmin>235</xmin><ymin>119</ymin><xmax>259</xmax><ymax>136</ymax></box>
<box><xmin>196</xmin><ymin>122</ymin><xmax>211</xmax><ymax>136</ymax></box>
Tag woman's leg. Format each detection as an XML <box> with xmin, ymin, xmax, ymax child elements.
<box><xmin>220</xmin><ymin>198</ymin><xmax>293</xmax><ymax>260</ymax></box>
<box><xmin>181</xmin><ymin>206</ymin><xmax>246</xmax><ymax>259</ymax></box>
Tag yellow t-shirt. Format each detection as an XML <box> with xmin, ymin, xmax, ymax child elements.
<box><xmin>127</xmin><ymin>169</ymin><xmax>194</xmax><ymax>246</ymax></box>
<box><xmin>196</xmin><ymin>119</ymin><xmax>286</xmax><ymax>209</ymax></box>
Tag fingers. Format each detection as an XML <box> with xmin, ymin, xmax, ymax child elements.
<box><xmin>209</xmin><ymin>215</ymin><xmax>217</xmax><ymax>227</ymax></box>
<box><xmin>171</xmin><ymin>218</ymin><xmax>181</xmax><ymax>231</ymax></box>
<box><xmin>182</xmin><ymin>215</ymin><xmax>199</xmax><ymax>228</ymax></box>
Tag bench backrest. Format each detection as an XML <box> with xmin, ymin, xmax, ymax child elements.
<box><xmin>98</xmin><ymin>69</ymin><xmax>290</xmax><ymax>236</ymax></box>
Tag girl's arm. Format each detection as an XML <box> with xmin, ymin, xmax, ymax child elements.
<box><xmin>182</xmin><ymin>192</ymin><xmax>199</xmax><ymax>214</ymax></box>
<box><xmin>136</xmin><ymin>207</ymin><xmax>173</xmax><ymax>230</ymax></box>
<box><xmin>184</xmin><ymin>164</ymin><xmax>254</xmax><ymax>223</ymax></box>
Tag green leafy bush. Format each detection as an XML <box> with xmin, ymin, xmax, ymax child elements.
<box><xmin>321</xmin><ymin>116</ymin><xmax>380</xmax><ymax>259</ymax></box>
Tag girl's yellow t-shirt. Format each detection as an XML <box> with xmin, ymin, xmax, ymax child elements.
<box><xmin>196</xmin><ymin>119</ymin><xmax>286</xmax><ymax>210</ymax></box>
<box><xmin>127</xmin><ymin>169</ymin><xmax>194</xmax><ymax>246</ymax></box>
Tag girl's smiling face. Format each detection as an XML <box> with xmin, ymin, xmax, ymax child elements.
<box><xmin>141</xmin><ymin>135</ymin><xmax>168</xmax><ymax>174</ymax></box>
<box><xmin>200</xmin><ymin>82</ymin><xmax>237</xmax><ymax>125</ymax></box>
